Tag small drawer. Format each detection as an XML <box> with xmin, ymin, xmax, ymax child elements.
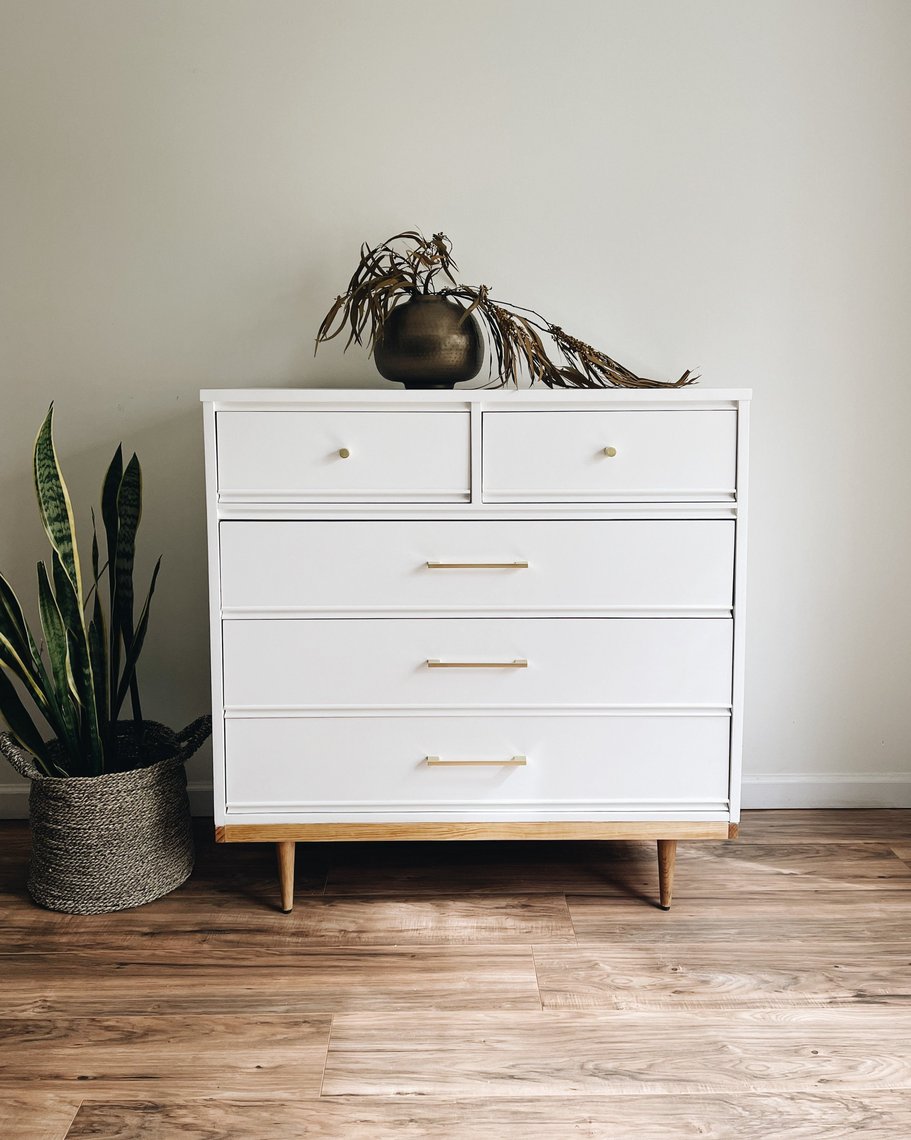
<box><xmin>216</xmin><ymin>410</ymin><xmax>470</xmax><ymax>502</ymax></box>
<box><xmin>224</xmin><ymin>715</ymin><xmax>731</xmax><ymax>815</ymax></box>
<box><xmin>222</xmin><ymin>618</ymin><xmax>733</xmax><ymax>710</ymax></box>
<box><xmin>482</xmin><ymin>410</ymin><xmax>737</xmax><ymax>502</ymax></box>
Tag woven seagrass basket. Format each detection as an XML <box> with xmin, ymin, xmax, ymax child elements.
<box><xmin>0</xmin><ymin>716</ymin><xmax>211</xmax><ymax>914</ymax></box>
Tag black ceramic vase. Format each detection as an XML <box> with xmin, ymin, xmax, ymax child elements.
<box><xmin>373</xmin><ymin>295</ymin><xmax>484</xmax><ymax>389</ymax></box>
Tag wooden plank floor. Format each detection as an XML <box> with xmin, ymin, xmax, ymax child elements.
<box><xmin>1</xmin><ymin>811</ymin><xmax>910</xmax><ymax>1138</ymax></box>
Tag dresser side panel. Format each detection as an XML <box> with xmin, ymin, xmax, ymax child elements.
<box><xmin>728</xmin><ymin>398</ymin><xmax>750</xmax><ymax>820</ymax></box>
<box><xmin>203</xmin><ymin>402</ymin><xmax>228</xmax><ymax>826</ymax></box>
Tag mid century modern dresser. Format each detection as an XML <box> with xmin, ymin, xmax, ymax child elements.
<box><xmin>201</xmin><ymin>387</ymin><xmax>750</xmax><ymax>911</ymax></box>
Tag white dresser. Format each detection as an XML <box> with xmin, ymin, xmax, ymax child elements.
<box><xmin>201</xmin><ymin>387</ymin><xmax>750</xmax><ymax>910</ymax></box>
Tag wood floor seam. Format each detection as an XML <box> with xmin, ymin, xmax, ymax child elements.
<box><xmin>59</xmin><ymin>1097</ymin><xmax>83</xmax><ymax>1140</ymax></box>
<box><xmin>318</xmin><ymin>1015</ymin><xmax>336</xmax><ymax>1099</ymax></box>
<box><xmin>529</xmin><ymin>947</ymin><xmax>546</xmax><ymax>1011</ymax></box>
<box><xmin>562</xmin><ymin>893</ymin><xmax>579</xmax><ymax>944</ymax></box>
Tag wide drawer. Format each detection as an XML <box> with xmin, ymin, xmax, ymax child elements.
<box><xmin>482</xmin><ymin>410</ymin><xmax>737</xmax><ymax>501</ymax></box>
<box><xmin>219</xmin><ymin>520</ymin><xmax>735</xmax><ymax>615</ymax></box>
<box><xmin>216</xmin><ymin>410</ymin><xmax>470</xmax><ymax>502</ymax></box>
<box><xmin>224</xmin><ymin>715</ymin><xmax>731</xmax><ymax>814</ymax></box>
<box><xmin>222</xmin><ymin>618</ymin><xmax>733</xmax><ymax>710</ymax></box>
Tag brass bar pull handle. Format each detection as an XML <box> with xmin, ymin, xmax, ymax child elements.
<box><xmin>426</xmin><ymin>659</ymin><xmax>528</xmax><ymax>669</ymax></box>
<box><xmin>426</xmin><ymin>755</ymin><xmax>527</xmax><ymax>767</ymax></box>
<box><xmin>425</xmin><ymin>561</ymin><xmax>529</xmax><ymax>570</ymax></box>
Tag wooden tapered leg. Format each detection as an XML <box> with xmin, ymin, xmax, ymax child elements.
<box><xmin>657</xmin><ymin>839</ymin><xmax>677</xmax><ymax>910</ymax></box>
<box><xmin>276</xmin><ymin>841</ymin><xmax>296</xmax><ymax>913</ymax></box>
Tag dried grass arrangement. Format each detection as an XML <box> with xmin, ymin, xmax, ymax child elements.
<box><xmin>316</xmin><ymin>230</ymin><xmax>697</xmax><ymax>390</ymax></box>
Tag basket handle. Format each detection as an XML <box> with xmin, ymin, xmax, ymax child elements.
<box><xmin>0</xmin><ymin>719</ymin><xmax>213</xmax><ymax>777</ymax></box>
<box><xmin>174</xmin><ymin>715</ymin><xmax>212</xmax><ymax>763</ymax></box>
<box><xmin>0</xmin><ymin>732</ymin><xmax>44</xmax><ymax>781</ymax></box>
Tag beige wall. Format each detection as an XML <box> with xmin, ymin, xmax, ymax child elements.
<box><xmin>1</xmin><ymin>0</ymin><xmax>909</xmax><ymax>809</ymax></box>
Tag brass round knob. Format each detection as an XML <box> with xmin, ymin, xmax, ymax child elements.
<box><xmin>603</xmin><ymin>446</ymin><xmax>617</xmax><ymax>458</ymax></box>
<box><xmin>338</xmin><ymin>447</ymin><xmax>350</xmax><ymax>459</ymax></box>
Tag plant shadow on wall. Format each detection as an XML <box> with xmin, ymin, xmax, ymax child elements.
<box><xmin>316</xmin><ymin>230</ymin><xmax>698</xmax><ymax>390</ymax></box>
<box><xmin>0</xmin><ymin>406</ymin><xmax>210</xmax><ymax>914</ymax></box>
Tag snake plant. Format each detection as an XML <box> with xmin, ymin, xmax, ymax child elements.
<box><xmin>0</xmin><ymin>405</ymin><xmax>161</xmax><ymax>777</ymax></box>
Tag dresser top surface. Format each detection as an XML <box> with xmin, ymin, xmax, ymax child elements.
<box><xmin>200</xmin><ymin>386</ymin><xmax>751</xmax><ymax>406</ymax></box>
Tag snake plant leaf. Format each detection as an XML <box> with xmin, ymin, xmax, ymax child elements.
<box><xmin>0</xmin><ymin>668</ymin><xmax>51</xmax><ymax>772</ymax></box>
<box><xmin>90</xmin><ymin>585</ymin><xmax>109</xmax><ymax>734</ymax></box>
<box><xmin>37</xmin><ymin>560</ymin><xmax>74</xmax><ymax>707</ymax></box>
<box><xmin>23</xmin><ymin>607</ymin><xmax>48</xmax><ymax>675</ymax></box>
<box><xmin>0</xmin><ymin>579</ymin><xmax>47</xmax><ymax>713</ymax></box>
<box><xmin>115</xmin><ymin>454</ymin><xmax>143</xmax><ymax>720</ymax></box>
<box><xmin>36</xmin><ymin>563</ymin><xmax>83</xmax><ymax>770</ymax></box>
<box><xmin>101</xmin><ymin>446</ymin><xmax>123</xmax><ymax>597</ymax></box>
<box><xmin>65</xmin><ymin>627</ymin><xmax>103</xmax><ymax>774</ymax></box>
<box><xmin>114</xmin><ymin>556</ymin><xmax>160</xmax><ymax>717</ymax></box>
<box><xmin>33</xmin><ymin>405</ymin><xmax>82</xmax><ymax>599</ymax></box>
<box><xmin>64</xmin><ymin>631</ymin><xmax>80</xmax><ymax>702</ymax></box>
<box><xmin>52</xmin><ymin>549</ymin><xmax>84</xmax><ymax>639</ymax></box>
<box><xmin>101</xmin><ymin>445</ymin><xmax>123</xmax><ymax>708</ymax></box>
<box><xmin>83</xmin><ymin>517</ymin><xmax>109</xmax><ymax>620</ymax></box>
<box><xmin>89</xmin><ymin>508</ymin><xmax>101</xmax><ymax>606</ymax></box>
<box><xmin>0</xmin><ymin>573</ymin><xmax>31</xmax><ymax>659</ymax></box>
<box><xmin>0</xmin><ymin>570</ymin><xmax>80</xmax><ymax>759</ymax></box>
<box><xmin>114</xmin><ymin>454</ymin><xmax>141</xmax><ymax>641</ymax></box>
<box><xmin>50</xmin><ymin>552</ymin><xmax>103</xmax><ymax>772</ymax></box>
<box><xmin>50</xmin><ymin>552</ymin><xmax>104</xmax><ymax>765</ymax></box>
<box><xmin>0</xmin><ymin>630</ymin><xmax>46</xmax><ymax>712</ymax></box>
<box><xmin>63</xmin><ymin>629</ymin><xmax>90</xmax><ymax>774</ymax></box>
<box><xmin>52</xmin><ymin>549</ymin><xmax>97</xmax><ymax>722</ymax></box>
<box><xmin>88</xmin><ymin>609</ymin><xmax>107</xmax><ymax>747</ymax></box>
<box><xmin>0</xmin><ymin>575</ymin><xmax>49</xmax><ymax>712</ymax></box>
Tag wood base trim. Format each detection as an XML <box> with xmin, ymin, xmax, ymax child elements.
<box><xmin>215</xmin><ymin>821</ymin><xmax>733</xmax><ymax>843</ymax></box>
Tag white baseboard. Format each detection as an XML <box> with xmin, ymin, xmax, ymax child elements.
<box><xmin>1</xmin><ymin>775</ymin><xmax>910</xmax><ymax>819</ymax></box>
<box><xmin>741</xmin><ymin>773</ymin><xmax>911</xmax><ymax>809</ymax></box>
<box><xmin>188</xmin><ymin>783</ymin><xmax>217</xmax><ymax>815</ymax></box>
